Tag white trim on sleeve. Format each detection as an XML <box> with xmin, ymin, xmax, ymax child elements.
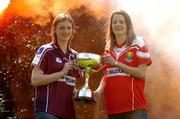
<box><xmin>136</xmin><ymin>51</ymin><xmax>150</xmax><ymax>59</ymax></box>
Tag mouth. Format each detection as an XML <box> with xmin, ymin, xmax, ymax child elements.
<box><xmin>116</xmin><ymin>26</ymin><xmax>123</xmax><ymax>30</ymax></box>
<box><xmin>62</xmin><ymin>34</ymin><xmax>70</xmax><ymax>38</ymax></box>
<box><xmin>114</xmin><ymin>26</ymin><xmax>123</xmax><ymax>31</ymax></box>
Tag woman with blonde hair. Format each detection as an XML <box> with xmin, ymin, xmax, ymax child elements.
<box><xmin>31</xmin><ymin>13</ymin><xmax>82</xmax><ymax>119</ymax></box>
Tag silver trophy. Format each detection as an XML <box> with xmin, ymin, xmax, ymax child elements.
<box><xmin>75</xmin><ymin>53</ymin><xmax>101</xmax><ymax>102</ymax></box>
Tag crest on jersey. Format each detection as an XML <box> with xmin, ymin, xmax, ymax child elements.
<box><xmin>69</xmin><ymin>53</ymin><xmax>77</xmax><ymax>63</ymax></box>
<box><xmin>125</xmin><ymin>51</ymin><xmax>133</xmax><ymax>62</ymax></box>
<box><xmin>56</xmin><ymin>57</ymin><xmax>62</xmax><ymax>63</ymax></box>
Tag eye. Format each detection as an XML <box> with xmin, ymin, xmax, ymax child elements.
<box><xmin>120</xmin><ymin>20</ymin><xmax>125</xmax><ymax>24</ymax></box>
<box><xmin>67</xmin><ymin>26</ymin><xmax>72</xmax><ymax>30</ymax></box>
<box><xmin>112</xmin><ymin>20</ymin><xmax>117</xmax><ymax>24</ymax></box>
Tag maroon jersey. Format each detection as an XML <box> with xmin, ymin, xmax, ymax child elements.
<box><xmin>32</xmin><ymin>43</ymin><xmax>83</xmax><ymax>119</ymax></box>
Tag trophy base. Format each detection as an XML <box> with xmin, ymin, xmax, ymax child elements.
<box><xmin>74</xmin><ymin>89</ymin><xmax>95</xmax><ymax>103</ymax></box>
<box><xmin>74</xmin><ymin>96</ymin><xmax>95</xmax><ymax>103</ymax></box>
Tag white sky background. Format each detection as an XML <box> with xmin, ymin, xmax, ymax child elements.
<box><xmin>111</xmin><ymin>1</ymin><xmax>180</xmax><ymax>117</ymax></box>
<box><xmin>112</xmin><ymin>0</ymin><xmax>180</xmax><ymax>67</ymax></box>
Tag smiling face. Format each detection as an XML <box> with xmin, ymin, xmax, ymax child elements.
<box><xmin>55</xmin><ymin>20</ymin><xmax>73</xmax><ymax>42</ymax></box>
<box><xmin>112</xmin><ymin>13</ymin><xmax>127</xmax><ymax>36</ymax></box>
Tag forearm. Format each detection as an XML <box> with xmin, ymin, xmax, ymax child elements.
<box><xmin>31</xmin><ymin>70</ymin><xmax>65</xmax><ymax>86</ymax></box>
<box><xmin>96</xmin><ymin>77</ymin><xmax>105</xmax><ymax>93</ymax></box>
<box><xmin>115</xmin><ymin>61</ymin><xmax>146</xmax><ymax>79</ymax></box>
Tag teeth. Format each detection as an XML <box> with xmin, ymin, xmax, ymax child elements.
<box><xmin>62</xmin><ymin>34</ymin><xmax>69</xmax><ymax>37</ymax></box>
<box><xmin>115</xmin><ymin>27</ymin><xmax>123</xmax><ymax>30</ymax></box>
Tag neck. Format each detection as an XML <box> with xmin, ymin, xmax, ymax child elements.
<box><xmin>115</xmin><ymin>34</ymin><xmax>127</xmax><ymax>46</ymax></box>
<box><xmin>57</xmin><ymin>40</ymin><xmax>68</xmax><ymax>53</ymax></box>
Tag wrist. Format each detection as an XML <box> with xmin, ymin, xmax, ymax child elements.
<box><xmin>96</xmin><ymin>87</ymin><xmax>104</xmax><ymax>93</ymax></box>
<box><xmin>60</xmin><ymin>70</ymin><xmax>66</xmax><ymax>77</ymax></box>
<box><xmin>94</xmin><ymin>89</ymin><xmax>102</xmax><ymax>94</ymax></box>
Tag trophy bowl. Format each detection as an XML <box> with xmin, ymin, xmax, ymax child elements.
<box><xmin>75</xmin><ymin>53</ymin><xmax>101</xmax><ymax>102</ymax></box>
<box><xmin>77</xmin><ymin>53</ymin><xmax>101</xmax><ymax>68</ymax></box>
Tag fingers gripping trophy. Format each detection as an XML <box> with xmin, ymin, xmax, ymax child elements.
<box><xmin>74</xmin><ymin>53</ymin><xmax>101</xmax><ymax>103</ymax></box>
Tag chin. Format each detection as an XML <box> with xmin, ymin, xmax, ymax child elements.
<box><xmin>61</xmin><ymin>37</ymin><xmax>71</xmax><ymax>41</ymax></box>
<box><xmin>115</xmin><ymin>33</ymin><xmax>124</xmax><ymax>36</ymax></box>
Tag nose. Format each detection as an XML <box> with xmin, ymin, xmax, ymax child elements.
<box><xmin>64</xmin><ymin>28</ymin><xmax>69</xmax><ymax>34</ymax></box>
<box><xmin>64</xmin><ymin>28</ymin><xmax>68</xmax><ymax>33</ymax></box>
<box><xmin>116</xmin><ymin>21</ymin><xmax>121</xmax><ymax>26</ymax></box>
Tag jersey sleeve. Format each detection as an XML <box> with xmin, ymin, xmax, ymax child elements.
<box><xmin>135</xmin><ymin>38</ymin><xmax>152</xmax><ymax>66</ymax></box>
<box><xmin>32</xmin><ymin>46</ymin><xmax>49</xmax><ymax>72</ymax></box>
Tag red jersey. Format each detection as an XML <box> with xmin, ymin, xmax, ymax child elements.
<box><xmin>103</xmin><ymin>36</ymin><xmax>152</xmax><ymax>115</ymax></box>
<box><xmin>32</xmin><ymin>43</ymin><xmax>83</xmax><ymax>119</ymax></box>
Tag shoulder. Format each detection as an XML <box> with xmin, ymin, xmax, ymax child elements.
<box><xmin>132</xmin><ymin>36</ymin><xmax>146</xmax><ymax>48</ymax></box>
<box><xmin>36</xmin><ymin>43</ymin><xmax>54</xmax><ymax>55</ymax></box>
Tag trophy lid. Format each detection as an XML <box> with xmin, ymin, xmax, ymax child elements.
<box><xmin>77</xmin><ymin>53</ymin><xmax>101</xmax><ymax>68</ymax></box>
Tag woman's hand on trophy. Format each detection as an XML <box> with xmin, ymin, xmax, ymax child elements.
<box><xmin>62</xmin><ymin>62</ymin><xmax>74</xmax><ymax>75</ymax></box>
<box><xmin>93</xmin><ymin>90</ymin><xmax>102</xmax><ymax>103</ymax></box>
<box><xmin>102</xmin><ymin>55</ymin><xmax>116</xmax><ymax>66</ymax></box>
<box><xmin>89</xmin><ymin>69</ymin><xmax>98</xmax><ymax>73</ymax></box>
<box><xmin>72</xmin><ymin>62</ymin><xmax>79</xmax><ymax>70</ymax></box>
<box><xmin>73</xmin><ymin>87</ymin><xmax>79</xmax><ymax>99</ymax></box>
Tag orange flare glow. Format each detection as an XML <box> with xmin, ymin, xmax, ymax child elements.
<box><xmin>0</xmin><ymin>0</ymin><xmax>10</xmax><ymax>13</ymax></box>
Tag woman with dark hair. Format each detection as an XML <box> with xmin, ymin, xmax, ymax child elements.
<box><xmin>94</xmin><ymin>10</ymin><xmax>152</xmax><ymax>119</ymax></box>
<box><xmin>31</xmin><ymin>13</ymin><xmax>83</xmax><ymax>119</ymax></box>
